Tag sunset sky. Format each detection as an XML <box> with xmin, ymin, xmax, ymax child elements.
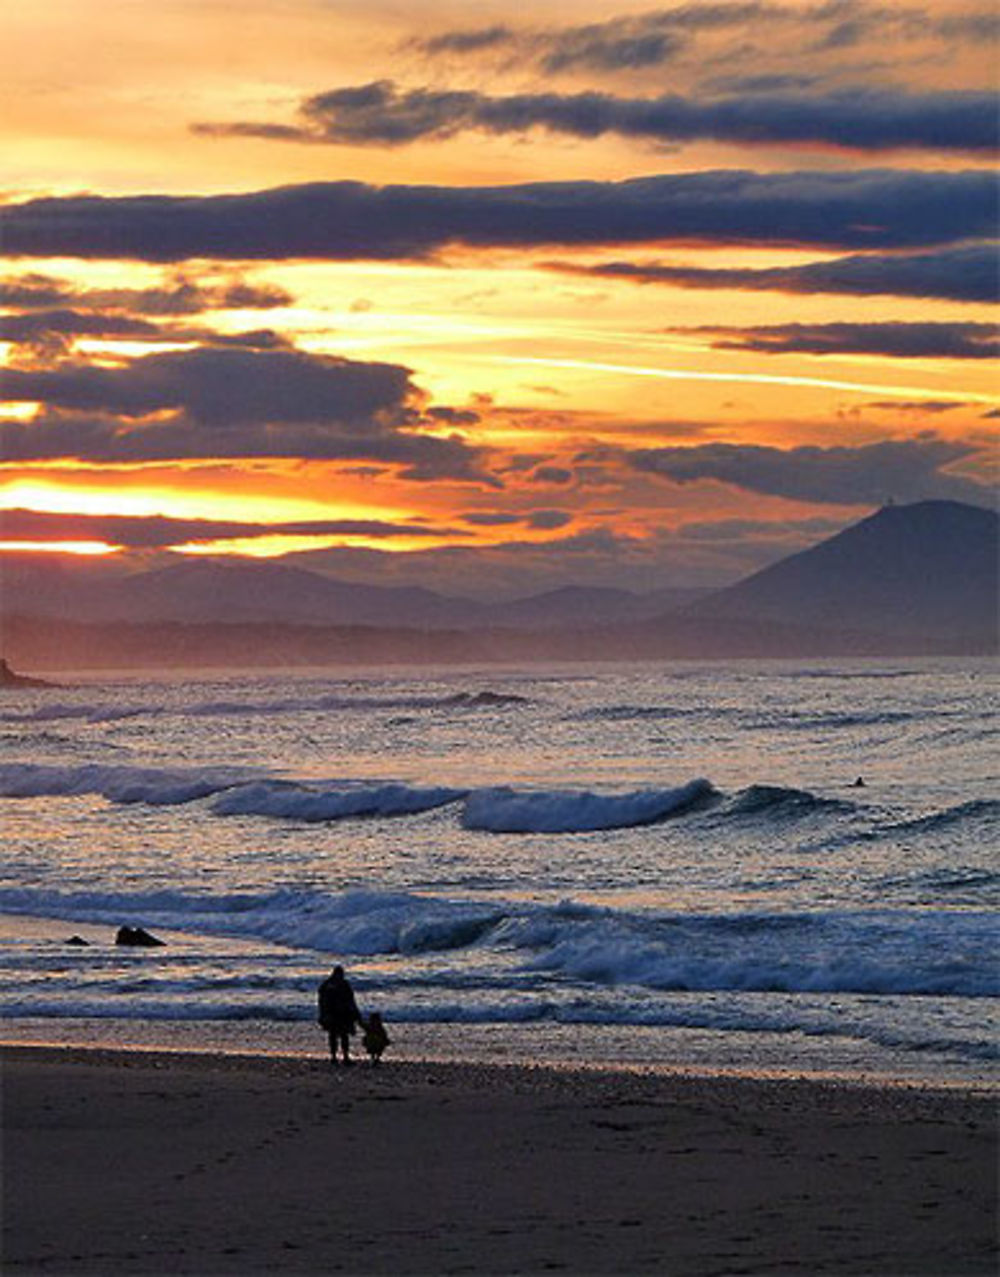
<box><xmin>1</xmin><ymin>0</ymin><xmax>997</xmax><ymax>597</ymax></box>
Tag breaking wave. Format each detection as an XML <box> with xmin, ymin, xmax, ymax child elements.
<box><xmin>0</xmin><ymin>762</ymin><xmax>249</xmax><ymax>805</ymax></box>
<box><xmin>461</xmin><ymin>779</ymin><xmax>716</xmax><ymax>833</ymax></box>
<box><xmin>0</xmin><ymin>763</ymin><xmax>717</xmax><ymax>833</ymax></box>
<box><xmin>5</xmin><ymin>764</ymin><xmax>988</xmax><ymax>844</ymax></box>
<box><xmin>0</xmin><ymin>885</ymin><xmax>994</xmax><ymax>1000</ymax></box>
<box><xmin>211</xmin><ymin>780</ymin><xmax>467</xmax><ymax>822</ymax></box>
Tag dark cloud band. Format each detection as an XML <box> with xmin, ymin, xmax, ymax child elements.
<box><xmin>411</xmin><ymin>5</ymin><xmax>998</xmax><ymax>73</ymax></box>
<box><xmin>0</xmin><ymin>409</ymin><xmax>492</xmax><ymax>481</ymax></box>
<box><xmin>197</xmin><ymin>81</ymin><xmax>999</xmax><ymax>155</ymax></box>
<box><xmin>0</xmin><ymin>345</ymin><xmax>494</xmax><ymax>483</ymax></box>
<box><xmin>631</xmin><ymin>438</ymin><xmax>992</xmax><ymax>506</ymax></box>
<box><xmin>2</xmin><ymin>170</ymin><xmax>996</xmax><ymax>261</ymax></box>
<box><xmin>0</xmin><ymin>271</ymin><xmax>292</xmax><ymax>314</ymax></box>
<box><xmin>4</xmin><ymin>347</ymin><xmax>416</xmax><ymax>425</ymax></box>
<box><xmin>543</xmin><ymin>244</ymin><xmax>999</xmax><ymax>304</ymax></box>
<box><xmin>0</xmin><ymin>310</ymin><xmax>163</xmax><ymax>343</ymax></box>
<box><xmin>0</xmin><ymin>508</ymin><xmax>468</xmax><ymax>549</ymax></box>
<box><xmin>682</xmin><ymin>321</ymin><xmax>1000</xmax><ymax>360</ymax></box>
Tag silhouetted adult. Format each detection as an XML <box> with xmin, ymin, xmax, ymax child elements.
<box><xmin>317</xmin><ymin>965</ymin><xmax>362</xmax><ymax>1066</ymax></box>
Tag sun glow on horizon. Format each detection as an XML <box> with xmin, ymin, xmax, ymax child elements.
<box><xmin>173</xmin><ymin>534</ymin><xmax>456</xmax><ymax>557</ymax></box>
<box><xmin>0</xmin><ymin>540</ymin><xmax>117</xmax><ymax>555</ymax></box>
<box><xmin>0</xmin><ymin>478</ymin><xmax>409</xmax><ymax>526</ymax></box>
<box><xmin>2</xmin><ymin>1</ymin><xmax>997</xmax><ymax>588</ymax></box>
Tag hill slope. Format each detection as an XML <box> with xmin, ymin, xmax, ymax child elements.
<box><xmin>0</xmin><ymin>553</ymin><xmax>705</xmax><ymax>630</ymax></box>
<box><xmin>2</xmin><ymin>500</ymin><xmax>995</xmax><ymax>665</ymax></box>
<box><xmin>690</xmin><ymin>501</ymin><xmax>998</xmax><ymax>643</ymax></box>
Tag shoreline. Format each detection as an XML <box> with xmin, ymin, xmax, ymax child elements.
<box><xmin>2</xmin><ymin>914</ymin><xmax>996</xmax><ymax>1090</ymax></box>
<box><xmin>2</xmin><ymin>1006</ymin><xmax>996</xmax><ymax>1093</ymax></box>
<box><xmin>2</xmin><ymin>1030</ymin><xmax>996</xmax><ymax>1096</ymax></box>
<box><xmin>4</xmin><ymin>1043</ymin><xmax>997</xmax><ymax>1275</ymax></box>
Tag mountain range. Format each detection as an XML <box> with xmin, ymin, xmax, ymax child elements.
<box><xmin>1</xmin><ymin>500</ymin><xmax>996</xmax><ymax>667</ymax></box>
<box><xmin>0</xmin><ymin>551</ymin><xmax>705</xmax><ymax>630</ymax></box>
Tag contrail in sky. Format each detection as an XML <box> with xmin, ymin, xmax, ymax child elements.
<box><xmin>494</xmin><ymin>356</ymin><xmax>996</xmax><ymax>405</ymax></box>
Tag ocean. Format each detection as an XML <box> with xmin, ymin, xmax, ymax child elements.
<box><xmin>1</xmin><ymin>659</ymin><xmax>996</xmax><ymax>1084</ymax></box>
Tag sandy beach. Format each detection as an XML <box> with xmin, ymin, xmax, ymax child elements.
<box><xmin>2</xmin><ymin>1046</ymin><xmax>995</xmax><ymax>1276</ymax></box>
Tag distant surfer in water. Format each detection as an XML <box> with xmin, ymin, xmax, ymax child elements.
<box><xmin>852</xmin><ymin>777</ymin><xmax>866</xmax><ymax>787</ymax></box>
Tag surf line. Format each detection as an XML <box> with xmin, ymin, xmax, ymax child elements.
<box><xmin>493</xmin><ymin>355</ymin><xmax>997</xmax><ymax>404</ymax></box>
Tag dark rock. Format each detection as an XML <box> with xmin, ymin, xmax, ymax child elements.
<box><xmin>65</xmin><ymin>935</ymin><xmax>90</xmax><ymax>946</ymax></box>
<box><xmin>0</xmin><ymin>658</ymin><xmax>58</xmax><ymax>689</ymax></box>
<box><xmin>115</xmin><ymin>925</ymin><xmax>165</xmax><ymax>947</ymax></box>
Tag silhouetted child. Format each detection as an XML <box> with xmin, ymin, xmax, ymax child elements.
<box><xmin>362</xmin><ymin>1011</ymin><xmax>390</xmax><ymax>1064</ymax></box>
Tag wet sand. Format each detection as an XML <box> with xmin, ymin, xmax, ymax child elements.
<box><xmin>2</xmin><ymin>1045</ymin><xmax>996</xmax><ymax>1275</ymax></box>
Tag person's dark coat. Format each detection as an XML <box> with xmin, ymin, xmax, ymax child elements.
<box><xmin>318</xmin><ymin>968</ymin><xmax>362</xmax><ymax>1036</ymax></box>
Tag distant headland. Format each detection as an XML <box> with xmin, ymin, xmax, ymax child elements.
<box><xmin>0</xmin><ymin>501</ymin><xmax>996</xmax><ymax>667</ymax></box>
<box><xmin>0</xmin><ymin>658</ymin><xmax>58</xmax><ymax>689</ymax></box>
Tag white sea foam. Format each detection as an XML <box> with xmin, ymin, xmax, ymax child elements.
<box><xmin>1</xmin><ymin>885</ymin><xmax>993</xmax><ymax>999</ymax></box>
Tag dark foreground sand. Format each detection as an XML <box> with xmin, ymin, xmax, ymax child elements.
<box><xmin>2</xmin><ymin>1047</ymin><xmax>996</xmax><ymax>1276</ymax></box>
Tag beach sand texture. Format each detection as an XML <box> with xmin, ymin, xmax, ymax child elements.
<box><xmin>3</xmin><ymin>1047</ymin><xmax>996</xmax><ymax>1275</ymax></box>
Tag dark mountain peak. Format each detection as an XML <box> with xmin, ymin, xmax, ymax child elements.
<box><xmin>871</xmin><ymin>498</ymin><xmax>995</xmax><ymax>523</ymax></box>
<box><xmin>692</xmin><ymin>499</ymin><xmax>998</xmax><ymax>643</ymax></box>
<box><xmin>838</xmin><ymin>498</ymin><xmax>996</xmax><ymax>542</ymax></box>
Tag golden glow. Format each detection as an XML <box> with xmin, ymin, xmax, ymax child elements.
<box><xmin>74</xmin><ymin>339</ymin><xmax>198</xmax><ymax>358</ymax></box>
<box><xmin>0</xmin><ymin>481</ymin><xmax>176</xmax><ymax>517</ymax></box>
<box><xmin>177</xmin><ymin>532</ymin><xmax>464</xmax><ymax>557</ymax></box>
<box><xmin>2</xmin><ymin>1</ymin><xmax>997</xmax><ymax>577</ymax></box>
<box><xmin>0</xmin><ymin>402</ymin><xmax>38</xmax><ymax>421</ymax></box>
<box><xmin>0</xmin><ymin>477</ymin><xmax>411</xmax><ymax>526</ymax></box>
<box><xmin>0</xmin><ymin>540</ymin><xmax>116</xmax><ymax>555</ymax></box>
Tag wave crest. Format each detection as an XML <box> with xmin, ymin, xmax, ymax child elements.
<box><xmin>462</xmin><ymin>779</ymin><xmax>716</xmax><ymax>833</ymax></box>
<box><xmin>0</xmin><ymin>762</ymin><xmax>246</xmax><ymax>805</ymax></box>
<box><xmin>727</xmin><ymin>785</ymin><xmax>849</xmax><ymax>817</ymax></box>
<box><xmin>211</xmin><ymin>780</ymin><xmax>466</xmax><ymax>822</ymax></box>
<box><xmin>0</xmin><ymin>687</ymin><xmax>530</xmax><ymax>726</ymax></box>
<box><xmin>0</xmin><ymin>886</ymin><xmax>993</xmax><ymax>999</ymax></box>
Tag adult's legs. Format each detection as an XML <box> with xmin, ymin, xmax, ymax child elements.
<box><xmin>327</xmin><ymin>1029</ymin><xmax>352</xmax><ymax>1064</ymax></box>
